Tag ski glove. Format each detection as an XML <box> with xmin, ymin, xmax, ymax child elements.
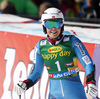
<box><xmin>85</xmin><ymin>81</ymin><xmax>98</xmax><ymax>98</ymax></box>
<box><xmin>14</xmin><ymin>80</ymin><xmax>27</xmax><ymax>95</ymax></box>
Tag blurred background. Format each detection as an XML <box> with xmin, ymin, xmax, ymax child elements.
<box><xmin>0</xmin><ymin>0</ymin><xmax>100</xmax><ymax>25</ymax></box>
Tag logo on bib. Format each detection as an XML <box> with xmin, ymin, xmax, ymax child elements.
<box><xmin>48</xmin><ymin>46</ymin><xmax>62</xmax><ymax>53</ymax></box>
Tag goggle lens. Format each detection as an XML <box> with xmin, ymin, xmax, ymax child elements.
<box><xmin>44</xmin><ymin>19</ymin><xmax>63</xmax><ymax>29</ymax></box>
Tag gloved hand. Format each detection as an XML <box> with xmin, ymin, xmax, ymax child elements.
<box><xmin>14</xmin><ymin>80</ymin><xmax>27</xmax><ymax>95</ymax></box>
<box><xmin>85</xmin><ymin>81</ymin><xmax>98</xmax><ymax>98</ymax></box>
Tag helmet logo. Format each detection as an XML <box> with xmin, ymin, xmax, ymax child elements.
<box><xmin>52</xmin><ymin>16</ymin><xmax>55</xmax><ymax>18</ymax></box>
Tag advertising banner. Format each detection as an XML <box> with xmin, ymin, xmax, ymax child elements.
<box><xmin>0</xmin><ymin>31</ymin><xmax>48</xmax><ymax>99</ymax></box>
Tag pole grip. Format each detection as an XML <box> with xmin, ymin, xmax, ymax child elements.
<box><xmin>96</xmin><ymin>96</ymin><xmax>100</xmax><ymax>99</ymax></box>
<box><xmin>19</xmin><ymin>95</ymin><xmax>21</xmax><ymax>99</ymax></box>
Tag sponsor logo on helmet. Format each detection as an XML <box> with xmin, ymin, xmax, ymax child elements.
<box><xmin>51</xmin><ymin>13</ymin><xmax>59</xmax><ymax>15</ymax></box>
<box><xmin>48</xmin><ymin>46</ymin><xmax>62</xmax><ymax>53</ymax></box>
<box><xmin>52</xmin><ymin>16</ymin><xmax>55</xmax><ymax>18</ymax></box>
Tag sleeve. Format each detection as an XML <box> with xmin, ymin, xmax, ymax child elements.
<box><xmin>71</xmin><ymin>35</ymin><xmax>94</xmax><ymax>76</ymax></box>
<box><xmin>25</xmin><ymin>41</ymin><xmax>44</xmax><ymax>88</ymax></box>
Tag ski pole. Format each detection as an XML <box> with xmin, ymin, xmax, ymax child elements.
<box><xmin>96</xmin><ymin>96</ymin><xmax>100</xmax><ymax>99</ymax></box>
<box><xmin>19</xmin><ymin>95</ymin><xmax>21</xmax><ymax>99</ymax></box>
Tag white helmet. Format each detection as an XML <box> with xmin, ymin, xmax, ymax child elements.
<box><xmin>41</xmin><ymin>7</ymin><xmax>64</xmax><ymax>26</ymax></box>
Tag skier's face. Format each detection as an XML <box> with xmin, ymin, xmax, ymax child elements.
<box><xmin>44</xmin><ymin>19</ymin><xmax>63</xmax><ymax>40</ymax></box>
<box><xmin>46</xmin><ymin>27</ymin><xmax>61</xmax><ymax>40</ymax></box>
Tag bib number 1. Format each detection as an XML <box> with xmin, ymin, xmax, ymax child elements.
<box><xmin>55</xmin><ymin>61</ymin><xmax>61</xmax><ymax>71</ymax></box>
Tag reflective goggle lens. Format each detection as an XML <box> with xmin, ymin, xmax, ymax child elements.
<box><xmin>44</xmin><ymin>19</ymin><xmax>63</xmax><ymax>29</ymax></box>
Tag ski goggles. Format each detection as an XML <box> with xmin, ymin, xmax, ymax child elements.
<box><xmin>44</xmin><ymin>19</ymin><xmax>63</xmax><ymax>29</ymax></box>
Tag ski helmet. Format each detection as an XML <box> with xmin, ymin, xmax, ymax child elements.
<box><xmin>41</xmin><ymin>7</ymin><xmax>64</xmax><ymax>34</ymax></box>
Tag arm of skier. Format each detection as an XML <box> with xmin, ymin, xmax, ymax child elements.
<box><xmin>71</xmin><ymin>35</ymin><xmax>97</xmax><ymax>98</ymax></box>
<box><xmin>14</xmin><ymin>41</ymin><xmax>44</xmax><ymax>95</ymax></box>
